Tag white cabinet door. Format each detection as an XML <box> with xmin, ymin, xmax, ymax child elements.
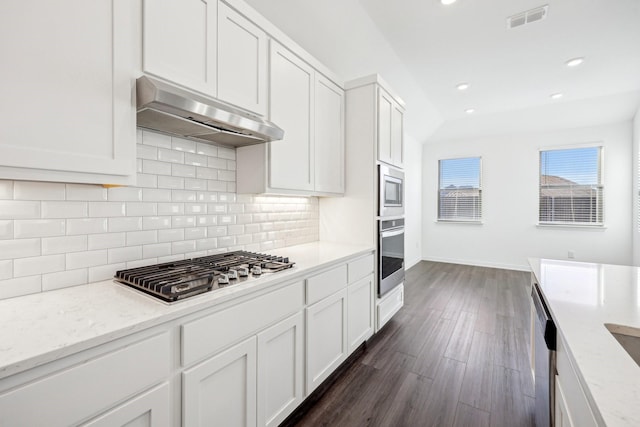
<box><xmin>143</xmin><ymin>0</ymin><xmax>217</xmax><ymax>96</ymax></box>
<box><xmin>82</xmin><ymin>383</ymin><xmax>170</xmax><ymax>427</ymax></box>
<box><xmin>390</xmin><ymin>102</ymin><xmax>404</xmax><ymax>168</ymax></box>
<box><xmin>314</xmin><ymin>75</ymin><xmax>345</xmax><ymax>194</ymax></box>
<box><xmin>377</xmin><ymin>89</ymin><xmax>393</xmax><ymax>166</ymax></box>
<box><xmin>347</xmin><ymin>274</ymin><xmax>374</xmax><ymax>353</ymax></box>
<box><xmin>269</xmin><ymin>41</ymin><xmax>314</xmax><ymax>192</ymax></box>
<box><xmin>306</xmin><ymin>288</ymin><xmax>348</xmax><ymax>394</ymax></box>
<box><xmin>257</xmin><ymin>312</ymin><xmax>304</xmax><ymax>427</ymax></box>
<box><xmin>0</xmin><ymin>0</ymin><xmax>136</xmax><ymax>185</ymax></box>
<box><xmin>218</xmin><ymin>2</ymin><xmax>268</xmax><ymax>116</ymax></box>
<box><xmin>183</xmin><ymin>337</ymin><xmax>257</xmax><ymax>427</ymax></box>
<box><xmin>555</xmin><ymin>376</ymin><xmax>574</xmax><ymax>427</ymax></box>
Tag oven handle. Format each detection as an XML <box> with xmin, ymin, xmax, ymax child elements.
<box><xmin>381</xmin><ymin>228</ymin><xmax>404</xmax><ymax>238</ymax></box>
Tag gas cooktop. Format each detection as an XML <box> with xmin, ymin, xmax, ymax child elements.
<box><xmin>114</xmin><ymin>251</ymin><xmax>295</xmax><ymax>303</ymax></box>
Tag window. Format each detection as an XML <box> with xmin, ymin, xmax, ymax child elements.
<box><xmin>438</xmin><ymin>157</ymin><xmax>482</xmax><ymax>221</ymax></box>
<box><xmin>539</xmin><ymin>146</ymin><xmax>603</xmax><ymax>225</ymax></box>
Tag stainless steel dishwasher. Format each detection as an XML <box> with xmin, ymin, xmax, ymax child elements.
<box><xmin>532</xmin><ymin>281</ymin><xmax>557</xmax><ymax>427</ymax></box>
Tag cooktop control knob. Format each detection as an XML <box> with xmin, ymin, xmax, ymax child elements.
<box><xmin>251</xmin><ymin>265</ymin><xmax>262</xmax><ymax>276</ymax></box>
<box><xmin>237</xmin><ymin>267</ymin><xmax>249</xmax><ymax>277</ymax></box>
<box><xmin>218</xmin><ymin>274</ymin><xmax>229</xmax><ymax>285</ymax></box>
<box><xmin>227</xmin><ymin>269</ymin><xmax>238</xmax><ymax>280</ymax></box>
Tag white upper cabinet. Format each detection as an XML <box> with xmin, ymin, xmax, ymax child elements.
<box><xmin>377</xmin><ymin>87</ymin><xmax>404</xmax><ymax>168</ymax></box>
<box><xmin>217</xmin><ymin>2</ymin><xmax>268</xmax><ymax>116</ymax></box>
<box><xmin>142</xmin><ymin>0</ymin><xmax>217</xmax><ymax>97</ymax></box>
<box><xmin>268</xmin><ymin>41</ymin><xmax>314</xmax><ymax>192</ymax></box>
<box><xmin>0</xmin><ymin>0</ymin><xmax>137</xmax><ymax>185</ymax></box>
<box><xmin>314</xmin><ymin>75</ymin><xmax>345</xmax><ymax>194</ymax></box>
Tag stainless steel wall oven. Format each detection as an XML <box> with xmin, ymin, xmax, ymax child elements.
<box><xmin>378</xmin><ymin>218</ymin><xmax>405</xmax><ymax>296</ymax></box>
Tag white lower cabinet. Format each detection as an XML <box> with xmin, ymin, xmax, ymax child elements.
<box><xmin>183</xmin><ymin>336</ymin><xmax>258</xmax><ymax>427</ymax></box>
<box><xmin>348</xmin><ymin>274</ymin><xmax>375</xmax><ymax>353</ymax></box>
<box><xmin>555</xmin><ymin>375</ymin><xmax>573</xmax><ymax>427</ymax></box>
<box><xmin>257</xmin><ymin>312</ymin><xmax>304</xmax><ymax>427</ymax></box>
<box><xmin>306</xmin><ymin>288</ymin><xmax>348</xmax><ymax>394</ymax></box>
<box><xmin>82</xmin><ymin>383</ymin><xmax>170</xmax><ymax>427</ymax></box>
<box><xmin>376</xmin><ymin>283</ymin><xmax>404</xmax><ymax>332</ymax></box>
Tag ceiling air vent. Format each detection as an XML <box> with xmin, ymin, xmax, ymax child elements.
<box><xmin>507</xmin><ymin>5</ymin><xmax>548</xmax><ymax>29</ymax></box>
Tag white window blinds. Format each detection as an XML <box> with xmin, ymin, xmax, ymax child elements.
<box><xmin>438</xmin><ymin>157</ymin><xmax>482</xmax><ymax>221</ymax></box>
<box><xmin>539</xmin><ymin>146</ymin><xmax>603</xmax><ymax>225</ymax></box>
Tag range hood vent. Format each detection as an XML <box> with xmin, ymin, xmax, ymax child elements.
<box><xmin>136</xmin><ymin>76</ymin><xmax>284</xmax><ymax>147</ymax></box>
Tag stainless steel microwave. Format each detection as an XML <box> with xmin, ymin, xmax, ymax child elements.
<box><xmin>379</xmin><ymin>164</ymin><xmax>404</xmax><ymax>217</ymax></box>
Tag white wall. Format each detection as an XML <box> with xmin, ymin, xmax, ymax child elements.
<box><xmin>422</xmin><ymin>121</ymin><xmax>633</xmax><ymax>270</ymax></box>
<box><xmin>633</xmin><ymin>108</ymin><xmax>640</xmax><ymax>265</ymax></box>
<box><xmin>404</xmin><ymin>134</ymin><xmax>422</xmax><ymax>269</ymax></box>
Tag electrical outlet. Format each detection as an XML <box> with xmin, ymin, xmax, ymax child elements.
<box><xmin>568</xmin><ymin>250</ymin><xmax>575</xmax><ymax>259</ymax></box>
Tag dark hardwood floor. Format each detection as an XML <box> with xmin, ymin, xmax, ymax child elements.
<box><xmin>294</xmin><ymin>261</ymin><xmax>535</xmax><ymax>427</ymax></box>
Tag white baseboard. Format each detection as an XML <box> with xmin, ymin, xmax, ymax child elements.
<box><xmin>419</xmin><ymin>255</ymin><xmax>530</xmax><ymax>272</ymax></box>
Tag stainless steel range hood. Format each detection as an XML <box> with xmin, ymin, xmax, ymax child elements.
<box><xmin>136</xmin><ymin>76</ymin><xmax>284</xmax><ymax>146</ymax></box>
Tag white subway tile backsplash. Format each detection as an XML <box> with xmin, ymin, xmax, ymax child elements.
<box><xmin>143</xmin><ymin>216</ymin><xmax>172</xmax><ymax>230</ymax></box>
<box><xmin>14</xmin><ymin>219</ymin><xmax>65</xmax><ymax>238</ymax></box>
<box><xmin>42</xmin><ymin>201</ymin><xmax>87</xmax><ymax>218</ymax></box>
<box><xmin>142</xmin><ymin>131</ymin><xmax>172</xmax><ymax>148</ymax></box>
<box><xmin>158</xmin><ymin>228</ymin><xmax>185</xmax><ymax>243</ymax></box>
<box><xmin>196</xmin><ymin>142</ymin><xmax>217</xmax><ymax>157</ymax></box>
<box><xmin>108</xmin><ymin>246</ymin><xmax>142</xmax><ymax>264</ymax></box>
<box><xmin>0</xmin><ymin>260</ymin><xmax>13</xmax><ymax>280</ymax></box>
<box><xmin>88</xmin><ymin>233</ymin><xmax>125</xmax><ymax>250</ymax></box>
<box><xmin>42</xmin><ymin>235</ymin><xmax>87</xmax><ymax>255</ymax></box>
<box><xmin>143</xmin><ymin>159</ymin><xmax>172</xmax><ymax>176</ymax></box>
<box><xmin>0</xmin><ymin>181</ymin><xmax>13</xmax><ymax>199</ymax></box>
<box><xmin>66</xmin><ymin>184</ymin><xmax>107</xmax><ymax>201</ymax></box>
<box><xmin>66</xmin><ymin>250</ymin><xmax>108</xmax><ymax>269</ymax></box>
<box><xmin>157</xmin><ymin>148</ymin><xmax>184</xmax><ymax>164</ymax></box>
<box><xmin>157</xmin><ymin>175</ymin><xmax>184</xmax><ymax>190</ymax></box>
<box><xmin>42</xmin><ymin>269</ymin><xmax>87</xmax><ymax>291</ymax></box>
<box><xmin>172</xmin><ymin>164</ymin><xmax>196</xmax><ymax>178</ymax></box>
<box><xmin>0</xmin><ymin>276</ymin><xmax>41</xmax><ymax>299</ymax></box>
<box><xmin>14</xmin><ymin>181</ymin><xmax>65</xmax><ymax>200</ymax></box>
<box><xmin>14</xmin><ymin>254</ymin><xmax>65</xmax><ymax>277</ymax></box>
<box><xmin>143</xmin><ymin>243</ymin><xmax>171</xmax><ymax>258</ymax></box>
<box><xmin>89</xmin><ymin>202</ymin><xmax>126</xmax><ymax>218</ymax></box>
<box><xmin>172</xmin><ymin>240</ymin><xmax>196</xmax><ymax>254</ymax></box>
<box><xmin>107</xmin><ymin>187</ymin><xmax>143</xmax><ymax>202</ymax></box>
<box><xmin>126</xmin><ymin>202</ymin><xmax>157</xmax><ymax>217</ymax></box>
<box><xmin>66</xmin><ymin>218</ymin><xmax>108</xmax><ymax>235</ymax></box>
<box><xmin>88</xmin><ymin>263</ymin><xmax>126</xmax><ymax>283</ymax></box>
<box><xmin>185</xmin><ymin>227</ymin><xmax>206</xmax><ymax>240</ymax></box>
<box><xmin>126</xmin><ymin>230</ymin><xmax>158</xmax><ymax>246</ymax></box>
<box><xmin>108</xmin><ymin>217</ymin><xmax>143</xmax><ymax>233</ymax></box>
<box><xmin>185</xmin><ymin>153</ymin><xmax>208</xmax><ymax>166</ymax></box>
<box><xmin>143</xmin><ymin>188</ymin><xmax>172</xmax><ymax>202</ymax></box>
<box><xmin>0</xmin><ymin>129</ymin><xmax>319</xmax><ymax>300</ymax></box>
<box><xmin>0</xmin><ymin>220</ymin><xmax>14</xmax><ymax>239</ymax></box>
<box><xmin>171</xmin><ymin>137</ymin><xmax>196</xmax><ymax>153</ymax></box>
<box><xmin>0</xmin><ymin>201</ymin><xmax>41</xmax><ymax>219</ymax></box>
<box><xmin>0</xmin><ymin>239</ymin><xmax>40</xmax><ymax>260</ymax></box>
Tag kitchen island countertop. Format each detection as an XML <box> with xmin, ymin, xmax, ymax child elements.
<box><xmin>0</xmin><ymin>241</ymin><xmax>373</xmax><ymax>381</ymax></box>
<box><xmin>529</xmin><ymin>258</ymin><xmax>640</xmax><ymax>427</ymax></box>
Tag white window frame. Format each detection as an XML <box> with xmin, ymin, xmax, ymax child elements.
<box><xmin>437</xmin><ymin>156</ymin><xmax>483</xmax><ymax>223</ymax></box>
<box><xmin>538</xmin><ymin>143</ymin><xmax>604</xmax><ymax>227</ymax></box>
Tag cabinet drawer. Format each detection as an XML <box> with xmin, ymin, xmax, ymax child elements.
<box><xmin>377</xmin><ymin>284</ymin><xmax>404</xmax><ymax>330</ymax></box>
<box><xmin>0</xmin><ymin>332</ymin><xmax>170</xmax><ymax>427</ymax></box>
<box><xmin>348</xmin><ymin>254</ymin><xmax>374</xmax><ymax>283</ymax></box>
<box><xmin>306</xmin><ymin>264</ymin><xmax>348</xmax><ymax>305</ymax></box>
<box><xmin>182</xmin><ymin>281</ymin><xmax>304</xmax><ymax>366</ymax></box>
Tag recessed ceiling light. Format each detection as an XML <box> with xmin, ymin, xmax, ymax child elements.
<box><xmin>456</xmin><ymin>82</ymin><xmax>470</xmax><ymax>91</ymax></box>
<box><xmin>441</xmin><ymin>0</ymin><xmax>457</xmax><ymax>5</ymax></box>
<box><xmin>550</xmin><ymin>93</ymin><xmax>563</xmax><ymax>99</ymax></box>
<box><xmin>465</xmin><ymin>108</ymin><xmax>475</xmax><ymax>114</ymax></box>
<box><xmin>566</xmin><ymin>57</ymin><xmax>585</xmax><ymax>67</ymax></box>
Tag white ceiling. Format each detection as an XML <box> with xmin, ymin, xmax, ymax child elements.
<box><xmin>244</xmin><ymin>0</ymin><xmax>640</xmax><ymax>142</ymax></box>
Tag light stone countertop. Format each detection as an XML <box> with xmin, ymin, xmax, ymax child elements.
<box><xmin>0</xmin><ymin>241</ymin><xmax>374</xmax><ymax>381</ymax></box>
<box><xmin>529</xmin><ymin>258</ymin><xmax>640</xmax><ymax>427</ymax></box>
